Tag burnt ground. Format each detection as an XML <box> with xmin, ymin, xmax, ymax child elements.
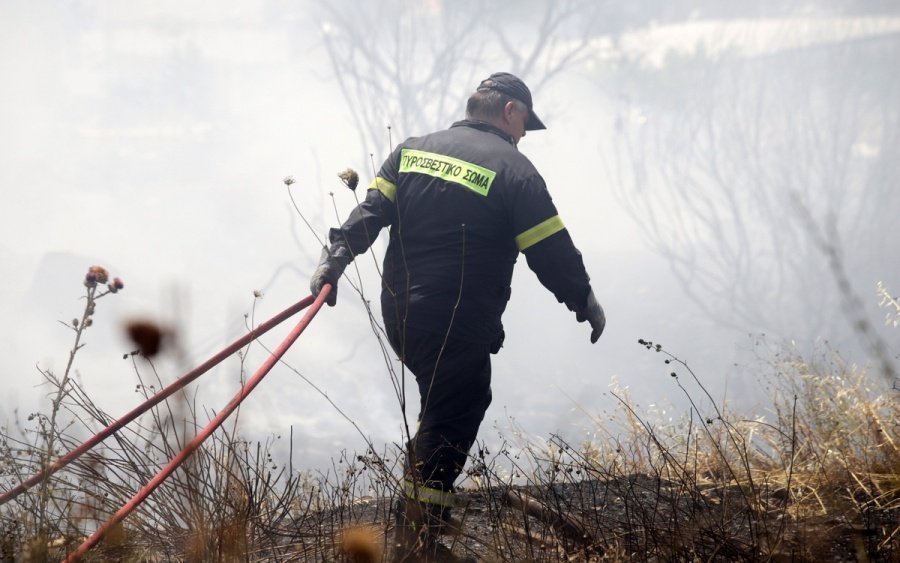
<box><xmin>289</xmin><ymin>474</ymin><xmax>898</xmax><ymax>562</ymax></box>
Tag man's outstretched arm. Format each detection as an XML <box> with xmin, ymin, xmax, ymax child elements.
<box><xmin>310</xmin><ymin>181</ymin><xmax>396</xmax><ymax>305</ymax></box>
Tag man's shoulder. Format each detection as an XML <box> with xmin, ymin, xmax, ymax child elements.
<box><xmin>397</xmin><ymin>124</ymin><xmax>545</xmax><ymax>192</ymax></box>
<box><xmin>426</xmin><ymin>126</ymin><xmax>538</xmax><ymax>166</ymax></box>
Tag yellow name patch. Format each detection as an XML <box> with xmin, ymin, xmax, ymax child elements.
<box><xmin>399</xmin><ymin>148</ymin><xmax>496</xmax><ymax>196</ymax></box>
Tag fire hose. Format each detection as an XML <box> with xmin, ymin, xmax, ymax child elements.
<box><xmin>0</xmin><ymin>285</ymin><xmax>332</xmax><ymax>561</ymax></box>
<box><xmin>65</xmin><ymin>285</ymin><xmax>331</xmax><ymax>561</ymax></box>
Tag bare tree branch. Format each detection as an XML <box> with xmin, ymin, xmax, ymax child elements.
<box><xmin>607</xmin><ymin>25</ymin><xmax>900</xmax><ymax>348</ymax></box>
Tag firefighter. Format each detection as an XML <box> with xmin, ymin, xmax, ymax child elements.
<box><xmin>311</xmin><ymin>72</ymin><xmax>605</xmax><ymax>561</ymax></box>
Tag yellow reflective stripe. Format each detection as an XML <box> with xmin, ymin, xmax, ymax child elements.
<box><xmin>369</xmin><ymin>177</ymin><xmax>396</xmax><ymax>203</ymax></box>
<box><xmin>399</xmin><ymin>148</ymin><xmax>496</xmax><ymax>196</ymax></box>
<box><xmin>402</xmin><ymin>480</ymin><xmax>455</xmax><ymax>508</ymax></box>
<box><xmin>515</xmin><ymin>215</ymin><xmax>565</xmax><ymax>251</ymax></box>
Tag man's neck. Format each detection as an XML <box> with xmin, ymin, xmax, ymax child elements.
<box><xmin>456</xmin><ymin>119</ymin><xmax>516</xmax><ymax>146</ymax></box>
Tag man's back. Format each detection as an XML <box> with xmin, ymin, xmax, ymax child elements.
<box><xmin>375</xmin><ymin>120</ymin><xmax>552</xmax><ymax>344</ymax></box>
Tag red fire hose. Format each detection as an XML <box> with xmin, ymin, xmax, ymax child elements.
<box><xmin>0</xmin><ymin>294</ymin><xmax>316</xmax><ymax>508</ymax></box>
<box><xmin>64</xmin><ymin>285</ymin><xmax>331</xmax><ymax>561</ymax></box>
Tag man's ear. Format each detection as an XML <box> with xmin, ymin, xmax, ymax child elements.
<box><xmin>503</xmin><ymin>100</ymin><xmax>516</xmax><ymax>122</ymax></box>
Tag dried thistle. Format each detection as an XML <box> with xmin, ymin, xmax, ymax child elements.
<box><xmin>124</xmin><ymin>319</ymin><xmax>167</xmax><ymax>357</ymax></box>
<box><xmin>338</xmin><ymin>168</ymin><xmax>359</xmax><ymax>191</ymax></box>
<box><xmin>88</xmin><ymin>265</ymin><xmax>109</xmax><ymax>285</ymax></box>
<box><xmin>339</xmin><ymin>525</ymin><xmax>381</xmax><ymax>562</ymax></box>
<box><xmin>107</xmin><ymin>277</ymin><xmax>125</xmax><ymax>294</ymax></box>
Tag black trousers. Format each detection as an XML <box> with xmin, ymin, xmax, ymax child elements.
<box><xmin>386</xmin><ymin>324</ymin><xmax>493</xmax><ymax>493</ymax></box>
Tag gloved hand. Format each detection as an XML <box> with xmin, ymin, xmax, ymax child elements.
<box><xmin>309</xmin><ymin>246</ymin><xmax>351</xmax><ymax>306</ymax></box>
<box><xmin>575</xmin><ymin>290</ymin><xmax>605</xmax><ymax>343</ymax></box>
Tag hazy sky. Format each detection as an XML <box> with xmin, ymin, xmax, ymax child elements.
<box><xmin>2</xmin><ymin>1</ymin><xmax>897</xmax><ymax>472</ymax></box>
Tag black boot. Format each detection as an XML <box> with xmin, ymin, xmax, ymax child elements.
<box><xmin>391</xmin><ymin>496</ymin><xmax>427</xmax><ymax>562</ymax></box>
<box><xmin>392</xmin><ymin>498</ymin><xmax>474</xmax><ymax>563</ymax></box>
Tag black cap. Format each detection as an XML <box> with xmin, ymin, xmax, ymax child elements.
<box><xmin>477</xmin><ymin>71</ymin><xmax>546</xmax><ymax>131</ymax></box>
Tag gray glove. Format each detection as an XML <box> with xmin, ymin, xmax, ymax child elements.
<box><xmin>575</xmin><ymin>290</ymin><xmax>605</xmax><ymax>343</ymax></box>
<box><xmin>309</xmin><ymin>246</ymin><xmax>351</xmax><ymax>306</ymax></box>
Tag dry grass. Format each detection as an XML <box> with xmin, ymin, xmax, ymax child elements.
<box><xmin>1</xmin><ymin>277</ymin><xmax>897</xmax><ymax>562</ymax></box>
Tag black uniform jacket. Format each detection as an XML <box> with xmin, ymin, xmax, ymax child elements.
<box><xmin>328</xmin><ymin>120</ymin><xmax>592</xmax><ymax>344</ymax></box>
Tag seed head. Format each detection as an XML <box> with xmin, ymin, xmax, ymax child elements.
<box><xmin>339</xmin><ymin>525</ymin><xmax>380</xmax><ymax>562</ymax></box>
<box><xmin>88</xmin><ymin>266</ymin><xmax>109</xmax><ymax>285</ymax></box>
<box><xmin>283</xmin><ymin>176</ymin><xmax>296</xmax><ymax>186</ymax></box>
<box><xmin>337</xmin><ymin>168</ymin><xmax>359</xmax><ymax>191</ymax></box>
<box><xmin>124</xmin><ymin>319</ymin><xmax>166</xmax><ymax>357</ymax></box>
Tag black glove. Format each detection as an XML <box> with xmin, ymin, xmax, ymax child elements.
<box><xmin>575</xmin><ymin>290</ymin><xmax>605</xmax><ymax>343</ymax></box>
<box><xmin>309</xmin><ymin>246</ymin><xmax>351</xmax><ymax>306</ymax></box>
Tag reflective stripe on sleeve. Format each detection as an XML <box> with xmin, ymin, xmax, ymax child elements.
<box><xmin>369</xmin><ymin>177</ymin><xmax>397</xmax><ymax>203</ymax></box>
<box><xmin>515</xmin><ymin>215</ymin><xmax>565</xmax><ymax>251</ymax></box>
<box><xmin>402</xmin><ymin>479</ymin><xmax>455</xmax><ymax>508</ymax></box>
